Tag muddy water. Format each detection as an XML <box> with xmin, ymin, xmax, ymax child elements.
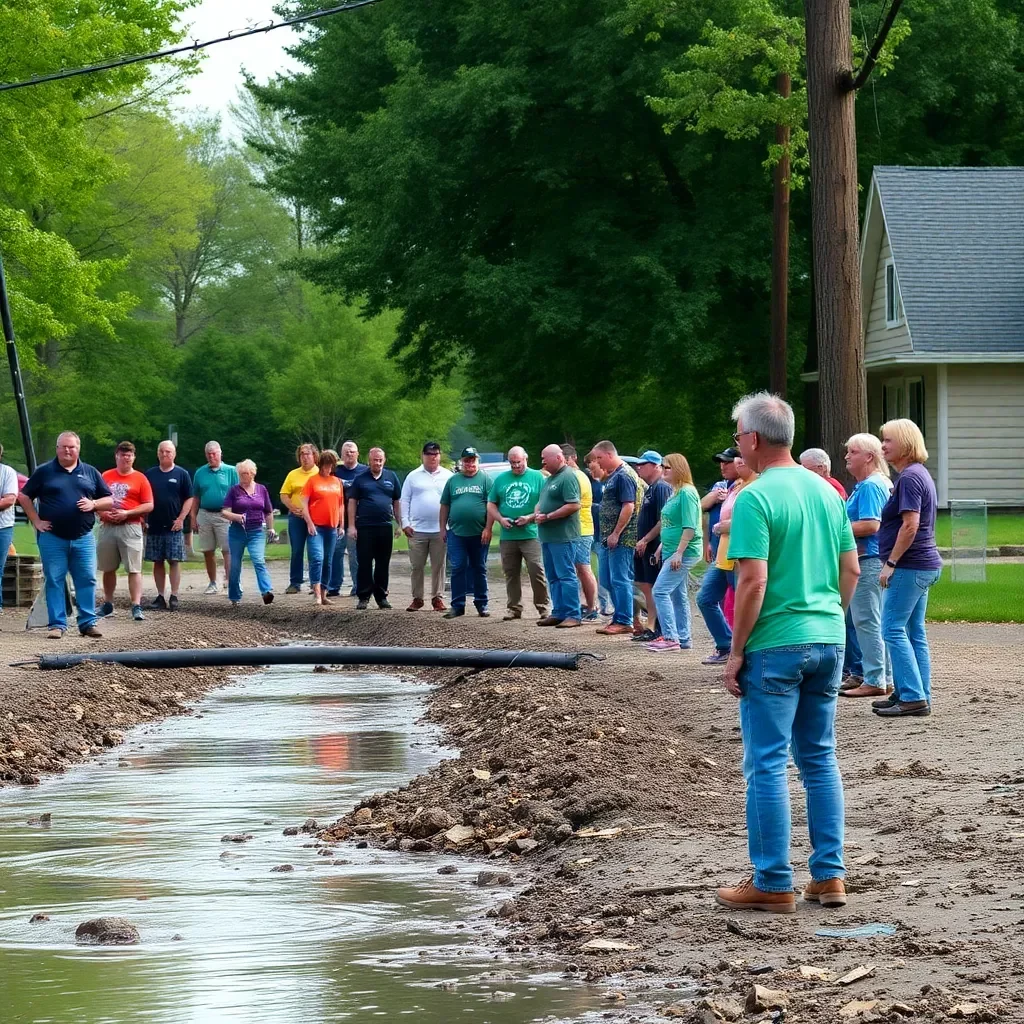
<box><xmin>0</xmin><ymin>667</ymin><xmax>609</xmax><ymax>1023</ymax></box>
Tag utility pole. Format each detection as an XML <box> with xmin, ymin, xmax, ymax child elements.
<box><xmin>803</xmin><ymin>0</ymin><xmax>866</xmax><ymax>477</ymax></box>
<box><xmin>770</xmin><ymin>71</ymin><xmax>791</xmax><ymax>398</ymax></box>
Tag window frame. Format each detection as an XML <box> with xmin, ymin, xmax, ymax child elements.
<box><xmin>884</xmin><ymin>257</ymin><xmax>904</xmax><ymax>329</ymax></box>
<box><xmin>882</xmin><ymin>375</ymin><xmax>926</xmax><ymax>435</ymax></box>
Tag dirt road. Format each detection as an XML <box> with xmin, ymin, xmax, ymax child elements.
<box><xmin>2</xmin><ymin>556</ymin><xmax>1022</xmax><ymax>1022</ymax></box>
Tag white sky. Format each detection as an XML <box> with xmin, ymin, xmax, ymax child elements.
<box><xmin>172</xmin><ymin>0</ymin><xmax>300</xmax><ymax>123</ymax></box>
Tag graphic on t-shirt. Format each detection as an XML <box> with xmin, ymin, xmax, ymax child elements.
<box><xmin>501</xmin><ymin>481</ymin><xmax>534</xmax><ymax>511</ymax></box>
<box><xmin>109</xmin><ymin>481</ymin><xmax>131</xmax><ymax>508</ymax></box>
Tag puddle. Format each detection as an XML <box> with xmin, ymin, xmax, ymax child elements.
<box><xmin>0</xmin><ymin>666</ymin><xmax>616</xmax><ymax>1022</ymax></box>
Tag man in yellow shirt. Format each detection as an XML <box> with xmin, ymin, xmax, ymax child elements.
<box><xmin>562</xmin><ymin>445</ymin><xmax>598</xmax><ymax>620</ymax></box>
<box><xmin>280</xmin><ymin>443</ymin><xmax>320</xmax><ymax>593</ymax></box>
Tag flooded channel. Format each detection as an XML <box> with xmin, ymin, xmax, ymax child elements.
<box><xmin>0</xmin><ymin>665</ymin><xmax>615</xmax><ymax>1023</ymax></box>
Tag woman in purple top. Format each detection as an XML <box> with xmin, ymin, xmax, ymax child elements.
<box><xmin>874</xmin><ymin>419</ymin><xmax>943</xmax><ymax>718</ymax></box>
<box><xmin>222</xmin><ymin>459</ymin><xmax>277</xmax><ymax>607</ymax></box>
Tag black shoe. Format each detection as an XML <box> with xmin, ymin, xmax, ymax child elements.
<box><xmin>378</xmin><ymin>599</ymin><xmax>393</xmax><ymax>609</ymax></box>
<box><xmin>443</xmin><ymin>609</ymin><xmax>464</xmax><ymax>619</ymax></box>
<box><xmin>477</xmin><ymin>609</ymin><xmax>490</xmax><ymax>617</ymax></box>
<box><xmin>263</xmin><ymin>592</ymin><xmax>274</xmax><ymax>605</ymax></box>
<box><xmin>871</xmin><ymin>694</ymin><xmax>897</xmax><ymax>709</ymax></box>
<box><xmin>631</xmin><ymin>629</ymin><xmax>658</xmax><ymax>643</ymax></box>
<box><xmin>326</xmin><ymin>589</ymin><xmax>341</xmax><ymax>598</ymax></box>
<box><xmin>149</xmin><ymin>594</ymin><xmax>167</xmax><ymax>611</ymax></box>
<box><xmin>99</xmin><ymin>601</ymin><xmax>114</xmax><ymax>618</ymax></box>
<box><xmin>356</xmin><ymin>600</ymin><xmax>369</xmax><ymax>610</ymax></box>
<box><xmin>873</xmin><ymin>700</ymin><xmax>931</xmax><ymax>718</ymax></box>
<box><xmin>168</xmin><ymin>594</ymin><xmax>179</xmax><ymax>612</ymax></box>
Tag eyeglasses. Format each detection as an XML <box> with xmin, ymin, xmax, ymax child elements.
<box><xmin>732</xmin><ymin>430</ymin><xmax>755</xmax><ymax>444</ymax></box>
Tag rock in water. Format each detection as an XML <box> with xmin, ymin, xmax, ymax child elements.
<box><xmin>75</xmin><ymin>917</ymin><xmax>140</xmax><ymax>945</ymax></box>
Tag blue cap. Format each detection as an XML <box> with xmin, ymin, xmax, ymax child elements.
<box><xmin>637</xmin><ymin>450</ymin><xmax>662</xmax><ymax>465</ymax></box>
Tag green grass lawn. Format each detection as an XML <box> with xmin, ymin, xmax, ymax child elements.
<box><xmin>926</xmin><ymin>564</ymin><xmax>1024</xmax><ymax>623</ymax></box>
<box><xmin>934</xmin><ymin>511</ymin><xmax>1023</xmax><ymax>548</ymax></box>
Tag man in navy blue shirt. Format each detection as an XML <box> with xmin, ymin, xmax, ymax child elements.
<box><xmin>327</xmin><ymin>439</ymin><xmax>366</xmax><ymax>597</ymax></box>
<box><xmin>18</xmin><ymin>431</ymin><xmax>113</xmax><ymax>639</ymax></box>
<box><xmin>144</xmin><ymin>440</ymin><xmax>193</xmax><ymax>611</ymax></box>
<box><xmin>346</xmin><ymin>446</ymin><xmax>401</xmax><ymax>609</ymax></box>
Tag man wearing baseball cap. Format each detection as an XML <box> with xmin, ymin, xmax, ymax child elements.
<box><xmin>696</xmin><ymin>445</ymin><xmax>740</xmax><ymax>663</ymax></box>
<box><xmin>633</xmin><ymin>451</ymin><xmax>672</xmax><ymax>641</ymax></box>
<box><xmin>439</xmin><ymin>447</ymin><xmax>492</xmax><ymax>618</ymax></box>
<box><xmin>400</xmin><ymin>442</ymin><xmax>453</xmax><ymax>611</ymax></box>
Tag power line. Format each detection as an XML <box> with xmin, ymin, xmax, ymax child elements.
<box><xmin>0</xmin><ymin>0</ymin><xmax>383</xmax><ymax>93</ymax></box>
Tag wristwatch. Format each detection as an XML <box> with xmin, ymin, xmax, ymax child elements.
<box><xmin>885</xmin><ymin>559</ymin><xmax>897</xmax><ymax>568</ymax></box>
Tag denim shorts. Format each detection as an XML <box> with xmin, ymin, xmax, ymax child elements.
<box><xmin>572</xmin><ymin>534</ymin><xmax>594</xmax><ymax>565</ymax></box>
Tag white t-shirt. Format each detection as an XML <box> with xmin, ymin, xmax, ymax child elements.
<box><xmin>400</xmin><ymin>465</ymin><xmax>453</xmax><ymax>532</ymax></box>
<box><xmin>0</xmin><ymin>463</ymin><xmax>18</xmax><ymax>530</ymax></box>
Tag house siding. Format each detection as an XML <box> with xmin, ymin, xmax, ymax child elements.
<box><xmin>946</xmin><ymin>365</ymin><xmax>1024</xmax><ymax>505</ymax></box>
<box><xmin>864</xmin><ymin>233</ymin><xmax>913</xmax><ymax>363</ymax></box>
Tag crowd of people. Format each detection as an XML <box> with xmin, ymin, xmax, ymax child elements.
<box><xmin>12</xmin><ymin>400</ymin><xmax>945</xmax><ymax>918</ymax></box>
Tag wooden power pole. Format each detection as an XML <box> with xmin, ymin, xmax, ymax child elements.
<box><xmin>770</xmin><ymin>71</ymin><xmax>791</xmax><ymax>398</ymax></box>
<box><xmin>803</xmin><ymin>0</ymin><xmax>867</xmax><ymax>472</ymax></box>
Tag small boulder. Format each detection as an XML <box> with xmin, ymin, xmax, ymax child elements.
<box><xmin>745</xmin><ymin>985</ymin><xmax>788</xmax><ymax>1014</ymax></box>
<box><xmin>220</xmin><ymin>834</ymin><xmax>253</xmax><ymax>844</ymax></box>
<box><xmin>437</xmin><ymin>864</ymin><xmax>459</xmax><ymax>875</ymax></box>
<box><xmin>398</xmin><ymin>838</ymin><xmax>416</xmax><ymax>853</ymax></box>
<box><xmin>29</xmin><ymin>913</ymin><xmax>50</xmax><ymax>924</ymax></box>
<box><xmin>475</xmin><ymin>870</ymin><xmax>513</xmax><ymax>887</ymax></box>
<box><xmin>353</xmin><ymin>807</ymin><xmax>373</xmax><ymax>825</ymax></box>
<box><xmin>75</xmin><ymin>917</ymin><xmax>140</xmax><ymax>945</ymax></box>
<box><xmin>408</xmin><ymin>807</ymin><xmax>455</xmax><ymax>839</ymax></box>
<box><xmin>510</xmin><ymin>837</ymin><xmax>539</xmax><ymax>855</ymax></box>
<box><xmin>270</xmin><ymin>864</ymin><xmax>294</xmax><ymax>873</ymax></box>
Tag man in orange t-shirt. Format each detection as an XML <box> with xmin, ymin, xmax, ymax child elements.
<box><xmin>98</xmin><ymin>441</ymin><xmax>154</xmax><ymax>622</ymax></box>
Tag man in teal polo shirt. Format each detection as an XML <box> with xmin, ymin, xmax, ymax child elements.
<box><xmin>487</xmin><ymin>446</ymin><xmax>548</xmax><ymax>621</ymax></box>
<box><xmin>535</xmin><ymin>444</ymin><xmax>582</xmax><ymax>628</ymax></box>
<box><xmin>189</xmin><ymin>440</ymin><xmax>239</xmax><ymax>595</ymax></box>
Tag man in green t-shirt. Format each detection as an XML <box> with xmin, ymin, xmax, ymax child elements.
<box><xmin>714</xmin><ymin>393</ymin><xmax>860</xmax><ymax>918</ymax></box>
<box><xmin>189</xmin><ymin>440</ymin><xmax>240</xmax><ymax>595</ymax></box>
<box><xmin>439</xmin><ymin>447</ymin><xmax>492</xmax><ymax>618</ymax></box>
<box><xmin>487</xmin><ymin>446</ymin><xmax>549</xmax><ymax>621</ymax></box>
<box><xmin>534</xmin><ymin>444</ymin><xmax>582</xmax><ymax>628</ymax></box>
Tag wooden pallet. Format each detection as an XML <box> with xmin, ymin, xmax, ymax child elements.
<box><xmin>3</xmin><ymin>554</ymin><xmax>43</xmax><ymax>608</ymax></box>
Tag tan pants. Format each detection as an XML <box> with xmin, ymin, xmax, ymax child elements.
<box><xmin>499</xmin><ymin>538</ymin><xmax>549</xmax><ymax>615</ymax></box>
<box><xmin>408</xmin><ymin>531</ymin><xmax>446</xmax><ymax>600</ymax></box>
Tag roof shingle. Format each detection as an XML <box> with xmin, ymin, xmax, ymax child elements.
<box><xmin>875</xmin><ymin>166</ymin><xmax>1024</xmax><ymax>355</ymax></box>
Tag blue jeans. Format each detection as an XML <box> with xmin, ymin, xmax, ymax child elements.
<box><xmin>0</xmin><ymin>524</ymin><xmax>12</xmax><ymax>610</ymax></box>
<box><xmin>286</xmin><ymin>514</ymin><xmax>309</xmax><ymax>588</ymax></box>
<box><xmin>306</xmin><ymin>525</ymin><xmax>338</xmax><ymax>588</ymax></box>
<box><xmin>37</xmin><ymin>530</ymin><xmax>98</xmax><ymax>632</ymax></box>
<box><xmin>882</xmin><ymin>567</ymin><xmax>941</xmax><ymax>705</ymax></box>
<box><xmin>542</xmin><ymin>541</ymin><xmax>581</xmax><ymax>621</ymax></box>
<box><xmin>843</xmin><ymin>608</ymin><xmax>863</xmax><ymax>676</ymax></box>
<box><xmin>594</xmin><ymin>542</ymin><xmax>613</xmax><ymax>614</ymax></box>
<box><xmin>597</xmin><ymin>541</ymin><xmax>634</xmax><ymax>625</ymax></box>
<box><xmin>328</xmin><ymin>532</ymin><xmax>358</xmax><ymax>593</ymax></box>
<box><xmin>652</xmin><ymin>554</ymin><xmax>699</xmax><ymax>644</ymax></box>
<box><xmin>697</xmin><ymin>564</ymin><xmax>733</xmax><ymax>651</ymax></box>
<box><xmin>739</xmin><ymin>644</ymin><xmax>846</xmax><ymax>892</ymax></box>
<box><xmin>447</xmin><ymin>532</ymin><xmax>489</xmax><ymax>612</ymax></box>
<box><xmin>849</xmin><ymin>557</ymin><xmax>891</xmax><ymax>690</ymax></box>
<box><xmin>228</xmin><ymin>523</ymin><xmax>274</xmax><ymax>602</ymax></box>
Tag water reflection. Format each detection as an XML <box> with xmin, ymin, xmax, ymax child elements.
<box><xmin>0</xmin><ymin>667</ymin><xmax>609</xmax><ymax>1023</ymax></box>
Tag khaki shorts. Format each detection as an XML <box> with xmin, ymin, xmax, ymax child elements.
<box><xmin>96</xmin><ymin>522</ymin><xmax>144</xmax><ymax>574</ymax></box>
<box><xmin>197</xmin><ymin>508</ymin><xmax>230</xmax><ymax>553</ymax></box>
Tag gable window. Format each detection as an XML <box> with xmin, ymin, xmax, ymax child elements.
<box><xmin>884</xmin><ymin>257</ymin><xmax>904</xmax><ymax>328</ymax></box>
<box><xmin>883</xmin><ymin>376</ymin><xmax>925</xmax><ymax>433</ymax></box>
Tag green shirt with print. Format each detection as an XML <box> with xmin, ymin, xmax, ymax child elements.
<box><xmin>440</xmin><ymin>471</ymin><xmax>491</xmax><ymax>537</ymax></box>
<box><xmin>488</xmin><ymin>468</ymin><xmax>544</xmax><ymax>541</ymax></box>
<box><xmin>536</xmin><ymin>466</ymin><xmax>582</xmax><ymax>544</ymax></box>
<box><xmin>193</xmin><ymin>463</ymin><xmax>240</xmax><ymax>511</ymax></box>
<box><xmin>660</xmin><ymin>484</ymin><xmax>703</xmax><ymax>560</ymax></box>
<box><xmin>728</xmin><ymin>466</ymin><xmax>856</xmax><ymax>654</ymax></box>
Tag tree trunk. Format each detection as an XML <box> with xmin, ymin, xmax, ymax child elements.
<box><xmin>770</xmin><ymin>72</ymin><xmax>791</xmax><ymax>398</ymax></box>
<box><xmin>804</xmin><ymin>0</ymin><xmax>866</xmax><ymax>480</ymax></box>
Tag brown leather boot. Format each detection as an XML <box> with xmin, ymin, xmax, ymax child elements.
<box><xmin>715</xmin><ymin>878</ymin><xmax>796</xmax><ymax>914</ymax></box>
<box><xmin>803</xmin><ymin>878</ymin><xmax>848</xmax><ymax>907</ymax></box>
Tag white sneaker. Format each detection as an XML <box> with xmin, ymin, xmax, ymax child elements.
<box><xmin>204</xmin><ymin>581</ymin><xmax>219</xmax><ymax>595</ymax></box>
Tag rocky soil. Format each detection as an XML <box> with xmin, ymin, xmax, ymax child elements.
<box><xmin>3</xmin><ymin>563</ymin><xmax>1023</xmax><ymax>1023</ymax></box>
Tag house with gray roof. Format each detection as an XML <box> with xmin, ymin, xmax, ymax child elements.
<box><xmin>859</xmin><ymin>165</ymin><xmax>1024</xmax><ymax>506</ymax></box>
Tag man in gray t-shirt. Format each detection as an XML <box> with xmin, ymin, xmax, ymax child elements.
<box><xmin>0</xmin><ymin>445</ymin><xmax>22</xmax><ymax>608</ymax></box>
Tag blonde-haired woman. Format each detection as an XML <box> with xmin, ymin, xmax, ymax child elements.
<box><xmin>280</xmin><ymin>442</ymin><xmax>319</xmax><ymax>594</ymax></box>
<box><xmin>874</xmin><ymin>419</ymin><xmax>942</xmax><ymax>718</ymax></box>
<box><xmin>839</xmin><ymin>433</ymin><xmax>893</xmax><ymax>699</ymax></box>
<box><xmin>222</xmin><ymin>460</ymin><xmax>276</xmax><ymax>607</ymax></box>
<box><xmin>646</xmin><ymin>454</ymin><xmax>703</xmax><ymax>652</ymax></box>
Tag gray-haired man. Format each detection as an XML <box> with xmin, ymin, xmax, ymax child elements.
<box><xmin>799</xmin><ymin>447</ymin><xmax>848</xmax><ymax>500</ymax></box>
<box><xmin>190</xmin><ymin>441</ymin><xmax>238</xmax><ymax>594</ymax></box>
<box><xmin>716</xmin><ymin>392</ymin><xmax>859</xmax><ymax>916</ymax></box>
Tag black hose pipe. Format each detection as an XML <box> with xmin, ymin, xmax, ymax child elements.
<box><xmin>32</xmin><ymin>646</ymin><xmax>597</xmax><ymax>672</ymax></box>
